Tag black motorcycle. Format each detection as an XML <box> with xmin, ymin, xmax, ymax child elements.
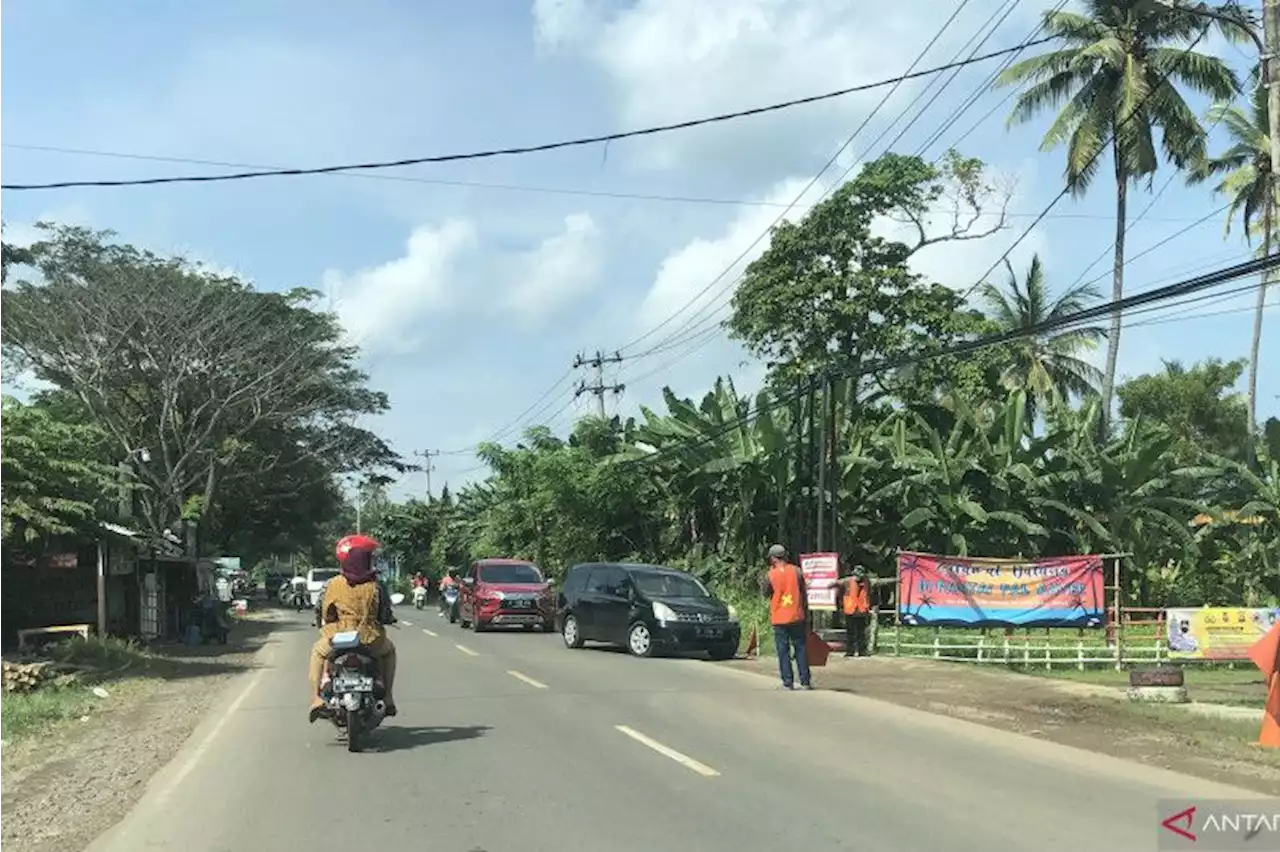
<box><xmin>319</xmin><ymin>630</ymin><xmax>388</xmax><ymax>752</ymax></box>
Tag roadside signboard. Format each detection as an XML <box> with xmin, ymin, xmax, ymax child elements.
<box><xmin>1165</xmin><ymin>607</ymin><xmax>1280</xmax><ymax>660</ymax></box>
<box><xmin>799</xmin><ymin>552</ymin><xmax>839</xmax><ymax>611</ymax></box>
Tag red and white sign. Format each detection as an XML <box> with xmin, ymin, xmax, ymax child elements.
<box><xmin>799</xmin><ymin>552</ymin><xmax>839</xmax><ymax>611</ymax></box>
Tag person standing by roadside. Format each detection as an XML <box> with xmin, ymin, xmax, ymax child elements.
<box><xmin>758</xmin><ymin>544</ymin><xmax>811</xmax><ymax>690</ymax></box>
<box><xmin>832</xmin><ymin>565</ymin><xmax>871</xmax><ymax>657</ymax></box>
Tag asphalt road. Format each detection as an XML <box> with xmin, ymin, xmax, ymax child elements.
<box><xmin>86</xmin><ymin>609</ymin><xmax>1266</xmax><ymax>852</ymax></box>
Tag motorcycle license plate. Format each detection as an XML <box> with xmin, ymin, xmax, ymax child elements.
<box><xmin>334</xmin><ymin>674</ymin><xmax>374</xmax><ymax>692</ymax></box>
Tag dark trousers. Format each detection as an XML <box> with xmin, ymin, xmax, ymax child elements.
<box><xmin>844</xmin><ymin>613</ymin><xmax>869</xmax><ymax>656</ymax></box>
<box><xmin>772</xmin><ymin>621</ymin><xmax>811</xmax><ymax>688</ymax></box>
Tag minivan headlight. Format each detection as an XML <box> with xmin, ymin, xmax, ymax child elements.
<box><xmin>652</xmin><ymin>602</ymin><xmax>678</xmax><ymax>624</ymax></box>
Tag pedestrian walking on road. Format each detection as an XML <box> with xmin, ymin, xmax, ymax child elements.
<box><xmin>833</xmin><ymin>565</ymin><xmax>871</xmax><ymax>657</ymax></box>
<box><xmin>759</xmin><ymin>544</ymin><xmax>811</xmax><ymax>690</ymax></box>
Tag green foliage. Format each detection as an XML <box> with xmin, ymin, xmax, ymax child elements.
<box><xmin>1</xmin><ymin>396</ymin><xmax>120</xmax><ymax>543</ymax></box>
<box><xmin>1</xmin><ymin>224</ymin><xmax>402</xmax><ymax>558</ymax></box>
<box><xmin>1116</xmin><ymin>358</ymin><xmax>1250</xmax><ymax>462</ymax></box>
<box><xmin>727</xmin><ymin>151</ymin><xmax>1011</xmax><ymax>403</ymax></box>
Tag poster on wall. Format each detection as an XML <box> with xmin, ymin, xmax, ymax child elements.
<box><xmin>1165</xmin><ymin>607</ymin><xmax>1280</xmax><ymax>660</ymax></box>
<box><xmin>896</xmin><ymin>551</ymin><xmax>1106</xmax><ymax>628</ymax></box>
<box><xmin>799</xmin><ymin>552</ymin><xmax>839</xmax><ymax>611</ymax></box>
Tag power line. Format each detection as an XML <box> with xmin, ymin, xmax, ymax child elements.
<box><xmin>616</xmin><ymin>253</ymin><xmax>1280</xmax><ymax>472</ymax></box>
<box><xmin>617</xmin><ymin>2</ymin><xmax>1062</xmax><ymax>371</ymax></box>
<box><xmin>3</xmin><ymin>142</ymin><xmax>1227</xmax><ymax>225</ymax></box>
<box><xmin>957</xmin><ymin>17</ymin><xmax>1220</xmax><ymax>303</ymax></box>
<box><xmin>614</xmin><ymin>0</ymin><xmax>977</xmax><ymax>359</ymax></box>
<box><xmin>0</xmin><ymin>39</ymin><xmax>1055</xmax><ymax>193</ymax></box>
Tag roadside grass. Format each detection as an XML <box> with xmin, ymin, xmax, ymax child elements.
<box><xmin>3</xmin><ymin>685</ymin><xmax>105</xmax><ymax>741</ymax></box>
<box><xmin>2</xmin><ymin>636</ymin><xmax>156</xmax><ymax>745</ymax></box>
<box><xmin>1017</xmin><ymin>665</ymin><xmax>1268</xmax><ymax>707</ymax></box>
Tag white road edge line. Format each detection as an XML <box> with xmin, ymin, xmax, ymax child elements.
<box><xmin>455</xmin><ymin>644</ymin><xmax>479</xmax><ymax>656</ymax></box>
<box><xmin>401</xmin><ymin>620</ymin><xmax>413</xmax><ymax>626</ymax></box>
<box><xmin>422</xmin><ymin>628</ymin><xmax>438</xmax><ymax>637</ymax></box>
<box><xmin>614</xmin><ymin>725</ymin><xmax>720</xmax><ymax>777</ymax></box>
<box><xmin>506</xmin><ymin>670</ymin><xmax>548</xmax><ymax>689</ymax></box>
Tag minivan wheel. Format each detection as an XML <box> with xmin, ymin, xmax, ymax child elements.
<box><xmin>627</xmin><ymin>622</ymin><xmax>654</xmax><ymax>658</ymax></box>
<box><xmin>562</xmin><ymin>614</ymin><xmax>584</xmax><ymax>649</ymax></box>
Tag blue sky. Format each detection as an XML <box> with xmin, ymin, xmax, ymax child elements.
<box><xmin>3</xmin><ymin>0</ymin><xmax>1277</xmax><ymax>499</ymax></box>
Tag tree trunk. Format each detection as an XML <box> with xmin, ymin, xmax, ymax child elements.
<box><xmin>1099</xmin><ymin>147</ymin><xmax>1128</xmax><ymax>440</ymax></box>
<box><xmin>1246</xmin><ymin>201</ymin><xmax>1272</xmax><ymax>469</ymax></box>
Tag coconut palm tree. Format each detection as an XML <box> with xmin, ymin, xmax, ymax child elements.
<box><xmin>997</xmin><ymin>0</ymin><xmax>1245</xmax><ymax>435</ymax></box>
<box><xmin>978</xmin><ymin>254</ymin><xmax>1106</xmax><ymax>421</ymax></box>
<box><xmin>1190</xmin><ymin>67</ymin><xmax>1273</xmax><ymax>468</ymax></box>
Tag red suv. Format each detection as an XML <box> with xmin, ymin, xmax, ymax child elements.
<box><xmin>458</xmin><ymin>559</ymin><xmax>555</xmax><ymax>633</ymax></box>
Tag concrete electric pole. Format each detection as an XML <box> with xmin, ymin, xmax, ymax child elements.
<box><xmin>413</xmin><ymin>449</ymin><xmax>440</xmax><ymax>499</ymax></box>
<box><xmin>573</xmin><ymin>350</ymin><xmax>625</xmax><ymax>419</ymax></box>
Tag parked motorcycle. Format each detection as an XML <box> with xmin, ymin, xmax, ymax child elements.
<box><xmin>412</xmin><ymin>585</ymin><xmax>427</xmax><ymax>610</ymax></box>
<box><xmin>318</xmin><ymin>630</ymin><xmax>388</xmax><ymax>752</ymax></box>
<box><xmin>185</xmin><ymin>596</ymin><xmax>231</xmax><ymax>645</ymax></box>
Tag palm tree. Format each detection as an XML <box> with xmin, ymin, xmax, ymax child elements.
<box><xmin>1190</xmin><ymin>67</ymin><xmax>1273</xmax><ymax>468</ymax></box>
<box><xmin>978</xmin><ymin>254</ymin><xmax>1106</xmax><ymax>421</ymax></box>
<box><xmin>997</xmin><ymin>0</ymin><xmax>1245</xmax><ymax>435</ymax></box>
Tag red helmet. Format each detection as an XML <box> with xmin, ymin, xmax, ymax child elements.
<box><xmin>335</xmin><ymin>534</ymin><xmax>380</xmax><ymax>564</ymax></box>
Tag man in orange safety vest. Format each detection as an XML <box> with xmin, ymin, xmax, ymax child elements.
<box><xmin>832</xmin><ymin>565</ymin><xmax>871</xmax><ymax>658</ymax></box>
<box><xmin>758</xmin><ymin>544</ymin><xmax>811</xmax><ymax>690</ymax></box>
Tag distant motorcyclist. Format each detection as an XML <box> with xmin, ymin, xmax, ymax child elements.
<box><xmin>308</xmin><ymin>535</ymin><xmax>398</xmax><ymax>722</ymax></box>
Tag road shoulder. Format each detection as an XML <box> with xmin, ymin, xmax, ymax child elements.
<box><xmin>1</xmin><ymin>613</ymin><xmax>287</xmax><ymax>852</ymax></box>
<box><xmin>717</xmin><ymin>654</ymin><xmax>1280</xmax><ymax>796</ymax></box>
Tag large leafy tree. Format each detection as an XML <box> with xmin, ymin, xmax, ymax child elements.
<box><xmin>978</xmin><ymin>254</ymin><xmax>1106</xmax><ymax>421</ymax></box>
<box><xmin>998</xmin><ymin>0</ymin><xmax>1246</xmax><ymax>432</ymax></box>
<box><xmin>1190</xmin><ymin>66</ymin><xmax>1274</xmax><ymax>467</ymax></box>
<box><xmin>1</xmin><ymin>224</ymin><xmax>402</xmax><ymax>555</ymax></box>
<box><xmin>1</xmin><ymin>396</ymin><xmax>120</xmax><ymax>544</ymax></box>
<box><xmin>727</xmin><ymin>151</ymin><xmax>1011</xmax><ymax>403</ymax></box>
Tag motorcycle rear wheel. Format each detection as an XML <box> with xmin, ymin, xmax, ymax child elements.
<box><xmin>347</xmin><ymin>712</ymin><xmax>362</xmax><ymax>753</ymax></box>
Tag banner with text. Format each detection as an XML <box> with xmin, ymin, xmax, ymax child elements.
<box><xmin>799</xmin><ymin>552</ymin><xmax>839</xmax><ymax>611</ymax></box>
<box><xmin>1165</xmin><ymin>607</ymin><xmax>1280</xmax><ymax>660</ymax></box>
<box><xmin>897</xmin><ymin>552</ymin><xmax>1106</xmax><ymax>628</ymax></box>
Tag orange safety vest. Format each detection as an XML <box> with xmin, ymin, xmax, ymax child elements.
<box><xmin>769</xmin><ymin>563</ymin><xmax>806</xmax><ymax>625</ymax></box>
<box><xmin>842</xmin><ymin>580</ymin><xmax>870</xmax><ymax>616</ymax></box>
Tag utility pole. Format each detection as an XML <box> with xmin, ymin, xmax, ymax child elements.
<box><xmin>1260</xmin><ymin>0</ymin><xmax>1280</xmax><ymax>468</ymax></box>
<box><xmin>413</xmin><ymin>449</ymin><xmax>440</xmax><ymax>499</ymax></box>
<box><xmin>573</xmin><ymin>350</ymin><xmax>625</xmax><ymax>419</ymax></box>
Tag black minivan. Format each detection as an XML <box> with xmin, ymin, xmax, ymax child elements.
<box><xmin>555</xmin><ymin>562</ymin><xmax>741</xmax><ymax>659</ymax></box>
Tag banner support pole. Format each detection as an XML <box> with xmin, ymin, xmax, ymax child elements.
<box><xmin>893</xmin><ymin>551</ymin><xmax>902</xmax><ymax>657</ymax></box>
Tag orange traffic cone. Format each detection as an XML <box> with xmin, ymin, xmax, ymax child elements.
<box><xmin>1247</xmin><ymin>622</ymin><xmax>1280</xmax><ymax>748</ymax></box>
<box><xmin>744</xmin><ymin>626</ymin><xmax>758</xmax><ymax>658</ymax></box>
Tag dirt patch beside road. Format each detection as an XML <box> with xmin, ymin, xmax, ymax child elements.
<box><xmin>724</xmin><ymin>655</ymin><xmax>1280</xmax><ymax>795</ymax></box>
<box><xmin>1</xmin><ymin>613</ymin><xmax>291</xmax><ymax>852</ymax></box>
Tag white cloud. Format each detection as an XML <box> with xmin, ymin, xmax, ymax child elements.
<box><xmin>504</xmin><ymin>213</ymin><xmax>602</xmax><ymax>322</ymax></box>
<box><xmin>531</xmin><ymin>0</ymin><xmax>604</xmax><ymax>54</ymax></box>
<box><xmin>323</xmin><ymin>221</ymin><xmax>477</xmax><ymax>355</ymax></box>
<box><xmin>532</xmin><ymin>0</ymin><xmax>1039</xmax><ymax>177</ymax></box>
<box><xmin>634</xmin><ymin>176</ymin><xmax>824</xmax><ymax>336</ymax></box>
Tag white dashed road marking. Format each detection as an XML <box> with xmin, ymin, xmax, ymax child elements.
<box><xmin>614</xmin><ymin>725</ymin><xmax>720</xmax><ymax>777</ymax></box>
<box><xmin>455</xmin><ymin>644</ymin><xmax>479</xmax><ymax>657</ymax></box>
<box><xmin>422</xmin><ymin>628</ymin><xmax>438</xmax><ymax>637</ymax></box>
<box><xmin>506</xmin><ymin>670</ymin><xmax>548</xmax><ymax>689</ymax></box>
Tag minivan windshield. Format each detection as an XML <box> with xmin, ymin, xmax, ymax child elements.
<box><xmin>310</xmin><ymin>569</ymin><xmax>339</xmax><ymax>583</ymax></box>
<box><xmin>633</xmin><ymin>571</ymin><xmax>709</xmax><ymax>599</ymax></box>
<box><xmin>478</xmin><ymin>563</ymin><xmax>543</xmax><ymax>584</ymax></box>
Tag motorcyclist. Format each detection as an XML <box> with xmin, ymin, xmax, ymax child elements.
<box><xmin>289</xmin><ymin>573</ymin><xmax>309</xmax><ymax>608</ymax></box>
<box><xmin>437</xmin><ymin>568</ymin><xmax>458</xmax><ymax>617</ymax></box>
<box><xmin>308</xmin><ymin>535</ymin><xmax>398</xmax><ymax>722</ymax></box>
